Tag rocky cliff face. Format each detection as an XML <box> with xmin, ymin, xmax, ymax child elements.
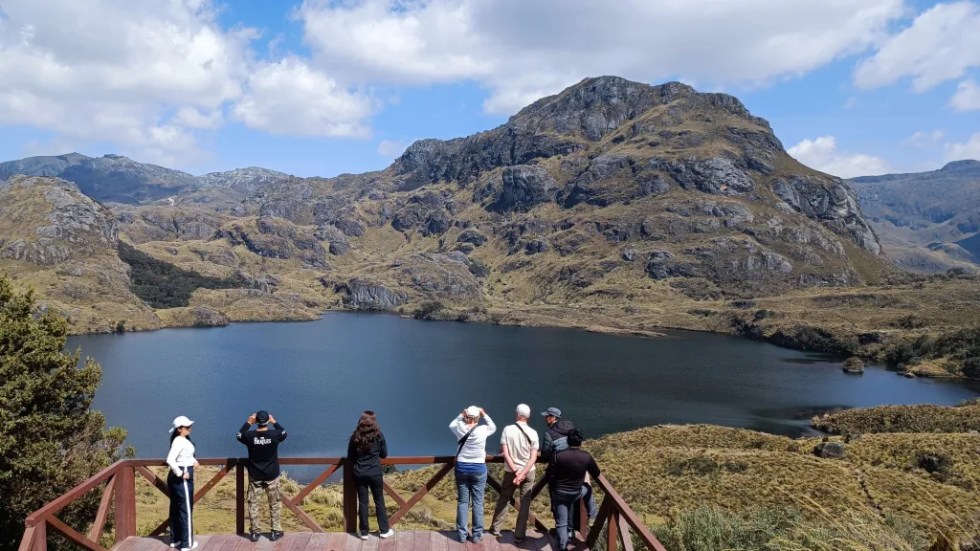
<box><xmin>850</xmin><ymin>161</ymin><xmax>980</xmax><ymax>273</ymax></box>
<box><xmin>0</xmin><ymin>76</ymin><xmax>891</xmax><ymax>332</ymax></box>
<box><xmin>0</xmin><ymin>176</ymin><xmax>161</xmax><ymax>332</ymax></box>
<box><xmin>0</xmin><ymin>176</ymin><xmax>118</xmax><ymax>264</ymax></box>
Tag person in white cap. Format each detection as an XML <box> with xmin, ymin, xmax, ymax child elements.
<box><xmin>167</xmin><ymin>415</ymin><xmax>199</xmax><ymax>551</ymax></box>
<box><xmin>449</xmin><ymin>405</ymin><xmax>495</xmax><ymax>543</ymax></box>
<box><xmin>488</xmin><ymin>404</ymin><xmax>539</xmax><ymax>543</ymax></box>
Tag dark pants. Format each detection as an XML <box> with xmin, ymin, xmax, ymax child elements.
<box><xmin>571</xmin><ymin>483</ymin><xmax>598</xmax><ymax>532</ymax></box>
<box><xmin>355</xmin><ymin>474</ymin><xmax>389</xmax><ymax>534</ymax></box>
<box><xmin>550</xmin><ymin>489</ymin><xmax>580</xmax><ymax>550</ymax></box>
<box><xmin>168</xmin><ymin>467</ymin><xmax>194</xmax><ymax>548</ymax></box>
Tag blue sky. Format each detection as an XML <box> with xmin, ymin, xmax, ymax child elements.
<box><xmin>0</xmin><ymin>0</ymin><xmax>978</xmax><ymax>178</ymax></box>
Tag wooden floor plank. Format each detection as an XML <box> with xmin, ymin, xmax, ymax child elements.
<box><xmin>112</xmin><ymin>531</ymin><xmax>589</xmax><ymax>551</ymax></box>
<box><xmin>304</xmin><ymin>532</ymin><xmax>331</xmax><ymax>551</ymax></box>
<box><xmin>359</xmin><ymin>532</ymin><xmax>379</xmax><ymax>551</ymax></box>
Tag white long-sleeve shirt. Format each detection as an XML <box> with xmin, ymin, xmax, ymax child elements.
<box><xmin>166</xmin><ymin>435</ymin><xmax>196</xmax><ymax>477</ymax></box>
<box><xmin>449</xmin><ymin>414</ymin><xmax>496</xmax><ymax>464</ymax></box>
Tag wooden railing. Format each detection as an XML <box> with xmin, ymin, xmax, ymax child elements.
<box><xmin>18</xmin><ymin>456</ymin><xmax>667</xmax><ymax>551</ymax></box>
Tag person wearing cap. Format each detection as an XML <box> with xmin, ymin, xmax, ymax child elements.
<box><xmin>546</xmin><ymin>429</ymin><xmax>600</xmax><ymax>551</ymax></box>
<box><xmin>236</xmin><ymin>410</ymin><xmax>288</xmax><ymax>541</ymax></box>
<box><xmin>540</xmin><ymin>407</ymin><xmax>596</xmax><ymax>537</ymax></box>
<box><xmin>449</xmin><ymin>405</ymin><xmax>496</xmax><ymax>543</ymax></box>
<box><xmin>539</xmin><ymin>406</ymin><xmax>575</xmax><ymax>462</ymax></box>
<box><xmin>488</xmin><ymin>404</ymin><xmax>539</xmax><ymax>543</ymax></box>
<box><xmin>167</xmin><ymin>416</ymin><xmax>198</xmax><ymax>551</ymax></box>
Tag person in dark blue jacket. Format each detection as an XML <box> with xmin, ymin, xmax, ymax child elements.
<box><xmin>347</xmin><ymin>411</ymin><xmax>394</xmax><ymax>540</ymax></box>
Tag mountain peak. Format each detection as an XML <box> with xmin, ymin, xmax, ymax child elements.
<box><xmin>940</xmin><ymin>159</ymin><xmax>980</xmax><ymax>172</ymax></box>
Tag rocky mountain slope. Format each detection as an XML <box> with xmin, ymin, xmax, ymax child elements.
<box><xmin>850</xmin><ymin>160</ymin><xmax>980</xmax><ymax>273</ymax></box>
<box><xmin>0</xmin><ymin>176</ymin><xmax>160</xmax><ymax>331</ymax></box>
<box><xmin>0</xmin><ymin>76</ymin><xmax>903</xmax><ymax>338</ymax></box>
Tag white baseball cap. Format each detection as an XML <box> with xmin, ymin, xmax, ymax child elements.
<box><xmin>515</xmin><ymin>404</ymin><xmax>531</xmax><ymax>417</ymax></box>
<box><xmin>465</xmin><ymin>405</ymin><xmax>480</xmax><ymax>417</ymax></box>
<box><xmin>169</xmin><ymin>415</ymin><xmax>194</xmax><ymax>433</ymax></box>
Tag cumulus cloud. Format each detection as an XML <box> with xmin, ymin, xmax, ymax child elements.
<box><xmin>944</xmin><ymin>133</ymin><xmax>980</xmax><ymax>161</ymax></box>
<box><xmin>903</xmin><ymin>130</ymin><xmax>945</xmax><ymax>148</ymax></box>
<box><xmin>951</xmin><ymin>80</ymin><xmax>980</xmax><ymax>110</ymax></box>
<box><xmin>298</xmin><ymin>0</ymin><xmax>904</xmax><ymax>114</ymax></box>
<box><xmin>0</xmin><ymin>0</ymin><xmax>372</xmax><ymax>165</ymax></box>
<box><xmin>788</xmin><ymin>136</ymin><xmax>891</xmax><ymax>178</ymax></box>
<box><xmin>233</xmin><ymin>58</ymin><xmax>374</xmax><ymax>138</ymax></box>
<box><xmin>855</xmin><ymin>1</ymin><xmax>980</xmax><ymax>92</ymax></box>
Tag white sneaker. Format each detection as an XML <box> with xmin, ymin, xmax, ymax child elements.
<box><xmin>358</xmin><ymin>532</ymin><xmax>369</xmax><ymax>540</ymax></box>
<box><xmin>180</xmin><ymin>542</ymin><xmax>198</xmax><ymax>551</ymax></box>
<box><xmin>379</xmin><ymin>529</ymin><xmax>395</xmax><ymax>539</ymax></box>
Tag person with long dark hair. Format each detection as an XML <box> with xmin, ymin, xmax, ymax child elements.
<box><xmin>347</xmin><ymin>411</ymin><xmax>394</xmax><ymax>540</ymax></box>
<box><xmin>166</xmin><ymin>416</ymin><xmax>199</xmax><ymax>551</ymax></box>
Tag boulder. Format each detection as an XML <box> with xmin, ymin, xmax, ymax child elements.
<box><xmin>842</xmin><ymin>357</ymin><xmax>865</xmax><ymax>375</ymax></box>
<box><xmin>813</xmin><ymin>441</ymin><xmax>845</xmax><ymax>459</ymax></box>
<box><xmin>341</xmin><ymin>279</ymin><xmax>407</xmax><ymax>311</ymax></box>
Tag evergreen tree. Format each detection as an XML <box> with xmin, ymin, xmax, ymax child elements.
<box><xmin>0</xmin><ymin>275</ymin><xmax>127</xmax><ymax>550</ymax></box>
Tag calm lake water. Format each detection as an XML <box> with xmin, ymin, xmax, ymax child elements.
<box><xmin>71</xmin><ymin>313</ymin><xmax>980</xmax><ymax>461</ymax></box>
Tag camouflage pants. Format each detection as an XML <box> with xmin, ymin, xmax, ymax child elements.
<box><xmin>247</xmin><ymin>476</ymin><xmax>282</xmax><ymax>533</ymax></box>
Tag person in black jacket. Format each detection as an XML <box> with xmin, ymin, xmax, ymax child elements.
<box><xmin>347</xmin><ymin>411</ymin><xmax>394</xmax><ymax>540</ymax></box>
<box><xmin>236</xmin><ymin>410</ymin><xmax>287</xmax><ymax>541</ymax></box>
<box><xmin>546</xmin><ymin>429</ymin><xmax>600</xmax><ymax>550</ymax></box>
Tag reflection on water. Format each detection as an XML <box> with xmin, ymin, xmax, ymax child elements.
<box><xmin>70</xmin><ymin>313</ymin><xmax>980</xmax><ymax>460</ymax></box>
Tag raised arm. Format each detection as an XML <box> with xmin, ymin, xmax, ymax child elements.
<box><xmin>236</xmin><ymin>422</ymin><xmax>250</xmax><ymax>444</ymax></box>
<box><xmin>482</xmin><ymin>412</ymin><xmax>496</xmax><ymax>436</ymax></box>
<box><xmin>449</xmin><ymin>413</ymin><xmax>467</xmax><ymax>438</ymax></box>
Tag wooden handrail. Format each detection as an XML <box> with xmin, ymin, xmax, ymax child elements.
<box><xmin>19</xmin><ymin>457</ymin><xmax>669</xmax><ymax>551</ymax></box>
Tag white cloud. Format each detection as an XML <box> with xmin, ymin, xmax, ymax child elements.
<box><xmin>951</xmin><ymin>79</ymin><xmax>980</xmax><ymax>110</ymax></box>
<box><xmin>233</xmin><ymin>58</ymin><xmax>374</xmax><ymax>138</ymax></box>
<box><xmin>377</xmin><ymin>138</ymin><xmax>414</xmax><ymax>158</ymax></box>
<box><xmin>944</xmin><ymin>133</ymin><xmax>980</xmax><ymax>161</ymax></box>
<box><xmin>903</xmin><ymin>130</ymin><xmax>945</xmax><ymax>148</ymax></box>
<box><xmin>788</xmin><ymin>136</ymin><xmax>891</xmax><ymax>178</ymax></box>
<box><xmin>855</xmin><ymin>2</ymin><xmax>980</xmax><ymax>92</ymax></box>
<box><xmin>0</xmin><ymin>0</ymin><xmax>372</xmax><ymax>165</ymax></box>
<box><xmin>298</xmin><ymin>0</ymin><xmax>904</xmax><ymax>114</ymax></box>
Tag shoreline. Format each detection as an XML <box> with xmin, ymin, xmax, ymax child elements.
<box><xmin>67</xmin><ymin>303</ymin><xmax>980</xmax><ymax>388</ymax></box>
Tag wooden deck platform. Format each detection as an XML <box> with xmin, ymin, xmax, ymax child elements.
<box><xmin>113</xmin><ymin>531</ymin><xmax>589</xmax><ymax>551</ymax></box>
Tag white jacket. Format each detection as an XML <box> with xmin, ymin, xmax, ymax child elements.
<box><xmin>166</xmin><ymin>436</ymin><xmax>196</xmax><ymax>477</ymax></box>
<box><xmin>450</xmin><ymin>414</ymin><xmax>496</xmax><ymax>464</ymax></box>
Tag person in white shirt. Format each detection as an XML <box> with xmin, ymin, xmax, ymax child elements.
<box><xmin>488</xmin><ymin>404</ymin><xmax>540</xmax><ymax>542</ymax></box>
<box><xmin>449</xmin><ymin>406</ymin><xmax>496</xmax><ymax>543</ymax></box>
<box><xmin>166</xmin><ymin>416</ymin><xmax>199</xmax><ymax>551</ymax></box>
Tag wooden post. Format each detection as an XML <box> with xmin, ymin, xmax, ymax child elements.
<box><xmin>34</xmin><ymin>522</ymin><xmax>47</xmax><ymax>551</ymax></box>
<box><xmin>113</xmin><ymin>465</ymin><xmax>136</xmax><ymax>542</ymax></box>
<box><xmin>235</xmin><ymin>461</ymin><xmax>245</xmax><ymax>535</ymax></box>
<box><xmin>342</xmin><ymin>460</ymin><xmax>358</xmax><ymax>533</ymax></box>
<box><xmin>578</xmin><ymin>495</ymin><xmax>590</xmax><ymax>542</ymax></box>
<box><xmin>606</xmin><ymin>511</ymin><xmax>619</xmax><ymax>551</ymax></box>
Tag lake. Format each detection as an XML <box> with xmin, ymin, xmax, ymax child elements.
<box><xmin>71</xmin><ymin>313</ymin><xmax>980</xmax><ymax>461</ymax></box>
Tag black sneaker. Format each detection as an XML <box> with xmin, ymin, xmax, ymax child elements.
<box><xmin>270</xmin><ymin>531</ymin><xmax>283</xmax><ymax>541</ymax></box>
<box><xmin>249</xmin><ymin>533</ymin><xmax>260</xmax><ymax>542</ymax></box>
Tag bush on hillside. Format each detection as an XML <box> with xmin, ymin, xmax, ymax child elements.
<box><xmin>0</xmin><ymin>275</ymin><xmax>129</xmax><ymax>549</ymax></box>
<box><xmin>118</xmin><ymin>242</ymin><xmax>246</xmax><ymax>308</ymax></box>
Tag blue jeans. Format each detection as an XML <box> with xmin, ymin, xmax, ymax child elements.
<box><xmin>551</xmin><ymin>489</ymin><xmax>580</xmax><ymax>550</ymax></box>
<box><xmin>454</xmin><ymin>465</ymin><xmax>487</xmax><ymax>541</ymax></box>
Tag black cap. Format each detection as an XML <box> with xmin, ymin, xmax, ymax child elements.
<box><xmin>256</xmin><ymin>410</ymin><xmax>270</xmax><ymax>425</ymax></box>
